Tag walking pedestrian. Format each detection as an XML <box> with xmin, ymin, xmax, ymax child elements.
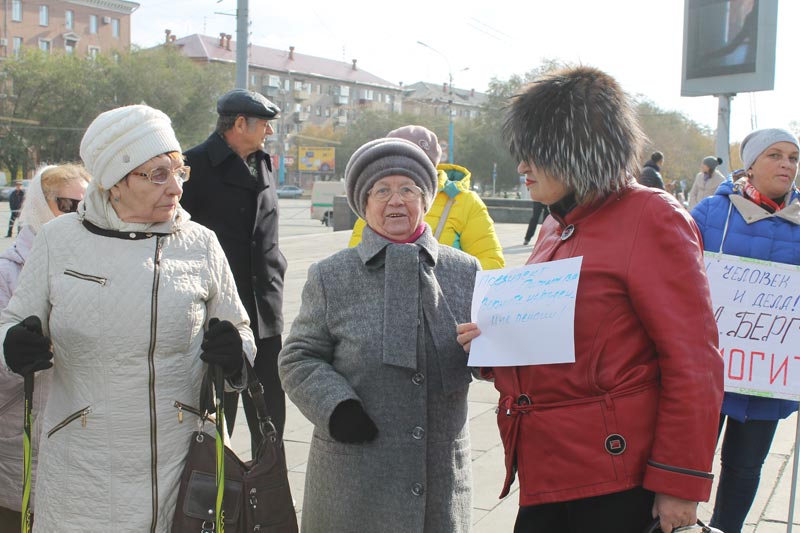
<box><xmin>0</xmin><ymin>104</ymin><xmax>254</xmax><ymax>532</ymax></box>
<box><xmin>7</xmin><ymin>181</ymin><xmax>25</xmax><ymax>238</ymax></box>
<box><xmin>0</xmin><ymin>163</ymin><xmax>89</xmax><ymax>529</ymax></box>
<box><xmin>280</xmin><ymin>137</ymin><xmax>480</xmax><ymax>532</ymax></box>
<box><xmin>457</xmin><ymin>66</ymin><xmax>723</xmax><ymax>533</ymax></box>
<box><xmin>639</xmin><ymin>151</ymin><xmax>666</xmax><ymax>189</ymax></box>
<box><xmin>691</xmin><ymin>128</ymin><xmax>800</xmax><ymax>533</ymax></box>
<box><xmin>182</xmin><ymin>89</ymin><xmax>288</xmax><ymax>453</ymax></box>
<box><xmin>523</xmin><ymin>201</ymin><xmax>546</xmax><ymax>245</ymax></box>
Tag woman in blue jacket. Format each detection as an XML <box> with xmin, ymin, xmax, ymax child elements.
<box><xmin>691</xmin><ymin>127</ymin><xmax>800</xmax><ymax>533</ymax></box>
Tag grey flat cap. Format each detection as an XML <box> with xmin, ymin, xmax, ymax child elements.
<box><xmin>217</xmin><ymin>89</ymin><xmax>280</xmax><ymax>119</ymax></box>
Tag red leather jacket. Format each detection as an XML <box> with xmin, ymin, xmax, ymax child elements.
<box><xmin>489</xmin><ymin>184</ymin><xmax>723</xmax><ymax>506</ymax></box>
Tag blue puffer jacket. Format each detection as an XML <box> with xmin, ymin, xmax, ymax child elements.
<box><xmin>691</xmin><ymin>178</ymin><xmax>800</xmax><ymax>422</ymax></box>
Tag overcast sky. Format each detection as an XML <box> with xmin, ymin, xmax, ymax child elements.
<box><xmin>131</xmin><ymin>0</ymin><xmax>797</xmax><ymax>143</ymax></box>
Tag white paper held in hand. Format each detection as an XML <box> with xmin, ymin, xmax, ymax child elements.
<box><xmin>468</xmin><ymin>256</ymin><xmax>582</xmax><ymax>367</ymax></box>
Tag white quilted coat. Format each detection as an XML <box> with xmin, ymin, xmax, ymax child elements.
<box><xmin>0</xmin><ymin>184</ymin><xmax>255</xmax><ymax>532</ymax></box>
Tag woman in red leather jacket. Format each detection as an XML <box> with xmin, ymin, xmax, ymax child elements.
<box><xmin>457</xmin><ymin>66</ymin><xmax>724</xmax><ymax>533</ymax></box>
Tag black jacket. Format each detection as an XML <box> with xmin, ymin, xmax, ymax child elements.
<box><xmin>639</xmin><ymin>161</ymin><xmax>665</xmax><ymax>190</ymax></box>
<box><xmin>182</xmin><ymin>132</ymin><xmax>286</xmax><ymax>339</ymax></box>
<box><xmin>9</xmin><ymin>189</ymin><xmax>25</xmax><ymax>212</ymax></box>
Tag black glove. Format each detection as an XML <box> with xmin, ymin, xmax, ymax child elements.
<box><xmin>4</xmin><ymin>316</ymin><xmax>53</xmax><ymax>377</ymax></box>
<box><xmin>200</xmin><ymin>318</ymin><xmax>243</xmax><ymax>378</ymax></box>
<box><xmin>329</xmin><ymin>399</ymin><xmax>378</xmax><ymax>443</ymax></box>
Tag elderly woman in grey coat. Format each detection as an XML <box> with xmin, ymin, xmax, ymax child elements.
<box><xmin>279</xmin><ymin>137</ymin><xmax>480</xmax><ymax>532</ymax></box>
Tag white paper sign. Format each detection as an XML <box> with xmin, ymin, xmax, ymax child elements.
<box><xmin>705</xmin><ymin>252</ymin><xmax>800</xmax><ymax>401</ymax></box>
<box><xmin>468</xmin><ymin>257</ymin><xmax>582</xmax><ymax>367</ymax></box>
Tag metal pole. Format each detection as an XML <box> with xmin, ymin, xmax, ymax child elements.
<box><xmin>788</xmin><ymin>414</ymin><xmax>800</xmax><ymax>532</ymax></box>
<box><xmin>715</xmin><ymin>94</ymin><xmax>733</xmax><ymax>176</ymax></box>
<box><xmin>448</xmin><ymin>72</ymin><xmax>454</xmax><ymax>164</ymax></box>
<box><xmin>235</xmin><ymin>0</ymin><xmax>248</xmax><ymax>89</ymax></box>
<box><xmin>417</xmin><ymin>41</ymin><xmax>455</xmax><ymax>163</ymax></box>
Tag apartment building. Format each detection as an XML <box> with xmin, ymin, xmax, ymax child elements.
<box><xmin>172</xmin><ymin>33</ymin><xmax>405</xmax><ymax>137</ymax></box>
<box><xmin>402</xmin><ymin>81</ymin><xmax>486</xmax><ymax>123</ymax></box>
<box><xmin>0</xmin><ymin>0</ymin><xmax>139</xmax><ymax>59</ymax></box>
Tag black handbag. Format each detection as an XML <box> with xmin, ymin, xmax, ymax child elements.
<box><xmin>172</xmin><ymin>361</ymin><xmax>298</xmax><ymax>533</ymax></box>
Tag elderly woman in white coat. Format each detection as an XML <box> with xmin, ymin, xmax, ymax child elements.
<box><xmin>0</xmin><ymin>104</ymin><xmax>255</xmax><ymax>532</ymax></box>
<box><xmin>0</xmin><ymin>163</ymin><xmax>89</xmax><ymax>525</ymax></box>
<box><xmin>279</xmin><ymin>137</ymin><xmax>480</xmax><ymax>532</ymax></box>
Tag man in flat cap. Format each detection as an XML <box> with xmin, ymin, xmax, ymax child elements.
<box><xmin>182</xmin><ymin>88</ymin><xmax>288</xmax><ymax>454</ymax></box>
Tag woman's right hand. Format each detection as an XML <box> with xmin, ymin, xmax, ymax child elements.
<box><xmin>456</xmin><ymin>322</ymin><xmax>481</xmax><ymax>353</ymax></box>
<box><xmin>200</xmin><ymin>318</ymin><xmax>244</xmax><ymax>378</ymax></box>
<box><xmin>4</xmin><ymin>316</ymin><xmax>53</xmax><ymax>377</ymax></box>
<box><xmin>329</xmin><ymin>399</ymin><xmax>378</xmax><ymax>443</ymax></box>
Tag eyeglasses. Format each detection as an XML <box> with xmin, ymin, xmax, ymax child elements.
<box><xmin>128</xmin><ymin>165</ymin><xmax>190</xmax><ymax>185</ymax></box>
<box><xmin>56</xmin><ymin>197</ymin><xmax>81</xmax><ymax>213</ymax></box>
<box><xmin>368</xmin><ymin>184</ymin><xmax>423</xmax><ymax>202</ymax></box>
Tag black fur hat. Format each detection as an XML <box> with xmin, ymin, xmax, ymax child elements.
<box><xmin>503</xmin><ymin>66</ymin><xmax>645</xmax><ymax>204</ymax></box>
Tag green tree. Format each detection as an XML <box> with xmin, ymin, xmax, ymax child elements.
<box><xmin>333</xmin><ymin>110</ymin><xmax>448</xmax><ymax>179</ymax></box>
<box><xmin>635</xmin><ymin>98</ymin><xmax>715</xmax><ymax>189</ymax></box>
<box><xmin>111</xmin><ymin>46</ymin><xmax>234</xmax><ymax>148</ymax></box>
<box><xmin>0</xmin><ymin>49</ymin><xmax>115</xmax><ymax>177</ymax></box>
<box><xmin>458</xmin><ymin>60</ymin><xmax>563</xmax><ymax>194</ymax></box>
<box><xmin>0</xmin><ymin>46</ymin><xmax>233</xmax><ymax>181</ymax></box>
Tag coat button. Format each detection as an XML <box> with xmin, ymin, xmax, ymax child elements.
<box><xmin>411</xmin><ymin>372</ymin><xmax>425</xmax><ymax>385</ymax></box>
<box><xmin>252</xmin><ymin>276</ymin><xmax>257</xmax><ymax>285</ymax></box>
<box><xmin>411</xmin><ymin>483</ymin><xmax>424</xmax><ymax>496</ymax></box>
<box><xmin>411</xmin><ymin>426</ymin><xmax>425</xmax><ymax>440</ymax></box>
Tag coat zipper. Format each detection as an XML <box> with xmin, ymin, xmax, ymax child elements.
<box><xmin>147</xmin><ymin>237</ymin><xmax>163</xmax><ymax>533</ymax></box>
<box><xmin>172</xmin><ymin>400</ymin><xmax>214</xmax><ymax>424</ymax></box>
<box><xmin>63</xmin><ymin>269</ymin><xmax>107</xmax><ymax>286</ymax></box>
<box><xmin>46</xmin><ymin>406</ymin><xmax>92</xmax><ymax>438</ymax></box>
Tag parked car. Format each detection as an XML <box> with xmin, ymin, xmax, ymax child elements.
<box><xmin>0</xmin><ymin>180</ymin><xmax>31</xmax><ymax>201</ymax></box>
<box><xmin>276</xmin><ymin>185</ymin><xmax>303</xmax><ymax>199</ymax></box>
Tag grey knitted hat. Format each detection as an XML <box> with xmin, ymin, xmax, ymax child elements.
<box><xmin>740</xmin><ymin>128</ymin><xmax>799</xmax><ymax>170</ymax></box>
<box><xmin>345</xmin><ymin>137</ymin><xmax>437</xmax><ymax>219</ymax></box>
<box><xmin>702</xmin><ymin>156</ymin><xmax>722</xmax><ymax>170</ymax></box>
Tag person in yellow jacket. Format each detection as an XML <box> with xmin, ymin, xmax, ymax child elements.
<box><xmin>348</xmin><ymin>125</ymin><xmax>505</xmax><ymax>270</ymax></box>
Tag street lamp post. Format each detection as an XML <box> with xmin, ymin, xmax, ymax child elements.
<box><xmin>235</xmin><ymin>0</ymin><xmax>248</xmax><ymax>89</ymax></box>
<box><xmin>417</xmin><ymin>41</ymin><xmax>467</xmax><ymax>164</ymax></box>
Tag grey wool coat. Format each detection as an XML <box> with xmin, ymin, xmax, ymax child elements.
<box><xmin>279</xmin><ymin>226</ymin><xmax>479</xmax><ymax>533</ymax></box>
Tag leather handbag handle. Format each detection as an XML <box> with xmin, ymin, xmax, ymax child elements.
<box><xmin>199</xmin><ymin>358</ymin><xmax>279</xmax><ymax>458</ymax></box>
<box><xmin>242</xmin><ymin>358</ymin><xmax>279</xmax><ymax>458</ymax></box>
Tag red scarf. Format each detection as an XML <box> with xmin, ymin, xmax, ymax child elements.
<box><xmin>382</xmin><ymin>223</ymin><xmax>428</xmax><ymax>244</ymax></box>
<box><xmin>737</xmin><ymin>177</ymin><xmax>785</xmax><ymax>213</ymax></box>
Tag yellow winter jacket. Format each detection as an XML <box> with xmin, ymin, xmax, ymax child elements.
<box><xmin>348</xmin><ymin>163</ymin><xmax>505</xmax><ymax>270</ymax></box>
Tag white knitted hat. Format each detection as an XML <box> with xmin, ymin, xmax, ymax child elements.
<box><xmin>740</xmin><ymin>128</ymin><xmax>799</xmax><ymax>170</ymax></box>
<box><xmin>79</xmin><ymin>104</ymin><xmax>181</xmax><ymax>190</ymax></box>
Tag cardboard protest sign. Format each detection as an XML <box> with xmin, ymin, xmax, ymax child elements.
<box><xmin>705</xmin><ymin>252</ymin><xmax>800</xmax><ymax>401</ymax></box>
